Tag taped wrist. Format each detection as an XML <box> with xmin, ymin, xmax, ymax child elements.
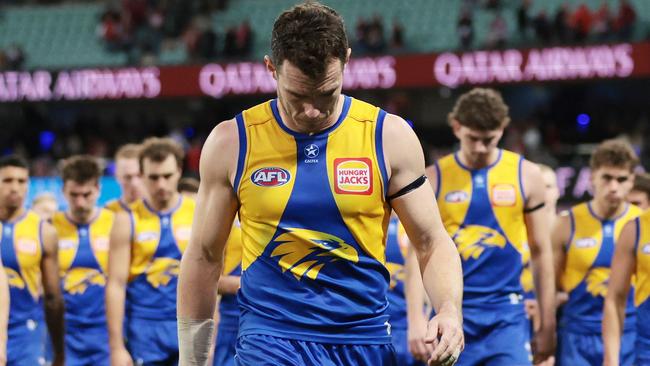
<box><xmin>178</xmin><ymin>317</ymin><xmax>216</xmax><ymax>366</ymax></box>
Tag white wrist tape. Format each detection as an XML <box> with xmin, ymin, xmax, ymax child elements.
<box><xmin>178</xmin><ymin>318</ymin><xmax>216</xmax><ymax>366</ymax></box>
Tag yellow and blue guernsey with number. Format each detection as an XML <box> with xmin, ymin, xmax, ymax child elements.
<box><xmin>435</xmin><ymin>149</ymin><xmax>529</xmax><ymax>305</ymax></box>
<box><xmin>560</xmin><ymin>202</ymin><xmax>641</xmax><ymax>333</ymax></box>
<box><xmin>234</xmin><ymin>95</ymin><xmax>393</xmax><ymax>344</ymax></box>
<box><xmin>104</xmin><ymin>198</ymin><xmax>131</xmax><ymax>214</ymax></box>
<box><xmin>126</xmin><ymin>197</ymin><xmax>194</xmax><ymax>320</ymax></box>
<box><xmin>634</xmin><ymin>210</ymin><xmax>650</xmax><ymax>362</ymax></box>
<box><xmin>1</xmin><ymin>211</ymin><xmax>46</xmax><ymax>364</ymax></box>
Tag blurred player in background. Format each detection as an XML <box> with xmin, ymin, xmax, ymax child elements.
<box><xmin>553</xmin><ymin>139</ymin><xmax>641</xmax><ymax>366</ymax></box>
<box><xmin>0</xmin><ymin>155</ymin><xmax>65</xmax><ymax>366</ymax></box>
<box><xmin>409</xmin><ymin>88</ymin><xmax>557</xmax><ymax>366</ymax></box>
<box><xmin>106</xmin><ymin>138</ymin><xmax>194</xmax><ymax>366</ymax></box>
<box><xmin>105</xmin><ymin>144</ymin><xmax>145</xmax><ymax>214</ymax></box>
<box><xmin>178</xmin><ymin>177</ymin><xmax>200</xmax><ymax>200</ymax></box>
<box><xmin>31</xmin><ymin>193</ymin><xmax>58</xmax><ymax>221</ymax></box>
<box><xmin>52</xmin><ymin>155</ymin><xmax>114</xmax><ymax>365</ymax></box>
<box><xmin>627</xmin><ymin>173</ymin><xmax>650</xmax><ymax>210</ymax></box>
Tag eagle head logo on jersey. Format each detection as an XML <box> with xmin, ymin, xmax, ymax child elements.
<box><xmin>386</xmin><ymin>262</ymin><xmax>405</xmax><ymax>290</ymax></box>
<box><xmin>270</xmin><ymin>228</ymin><xmax>359</xmax><ymax>280</ymax></box>
<box><xmin>586</xmin><ymin>267</ymin><xmax>610</xmax><ymax>297</ymax></box>
<box><xmin>453</xmin><ymin>225</ymin><xmax>507</xmax><ymax>260</ymax></box>
<box><xmin>63</xmin><ymin>268</ymin><xmax>106</xmax><ymax>295</ymax></box>
<box><xmin>146</xmin><ymin>258</ymin><xmax>180</xmax><ymax>288</ymax></box>
<box><xmin>5</xmin><ymin>267</ymin><xmax>26</xmax><ymax>289</ymax></box>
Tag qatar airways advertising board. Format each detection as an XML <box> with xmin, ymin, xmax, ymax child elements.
<box><xmin>1</xmin><ymin>42</ymin><xmax>649</xmax><ymax>102</ymax></box>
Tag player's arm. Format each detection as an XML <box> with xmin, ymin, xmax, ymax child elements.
<box><xmin>217</xmin><ymin>276</ymin><xmax>240</xmax><ymax>295</ymax></box>
<box><xmin>405</xmin><ymin>165</ymin><xmax>438</xmax><ymax>363</ymax></box>
<box><xmin>551</xmin><ymin>212</ymin><xmax>572</xmax><ymax>306</ymax></box>
<box><xmin>40</xmin><ymin>221</ymin><xmax>65</xmax><ymax>366</ymax></box>
<box><xmin>603</xmin><ymin>218</ymin><xmax>637</xmax><ymax>366</ymax></box>
<box><xmin>521</xmin><ymin>160</ymin><xmax>556</xmax><ymax>364</ymax></box>
<box><xmin>105</xmin><ymin>211</ymin><xmax>134</xmax><ymax>366</ymax></box>
<box><xmin>178</xmin><ymin>120</ymin><xmax>239</xmax><ymax>365</ymax></box>
<box><xmin>0</xmin><ymin>256</ymin><xmax>8</xmax><ymax>366</ymax></box>
<box><xmin>385</xmin><ymin>114</ymin><xmax>464</xmax><ymax>365</ymax></box>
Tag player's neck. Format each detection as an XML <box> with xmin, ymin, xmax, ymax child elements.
<box><xmin>458</xmin><ymin>149</ymin><xmax>500</xmax><ymax>170</ymax></box>
<box><xmin>590</xmin><ymin>199</ymin><xmax>626</xmax><ymax>220</ymax></box>
<box><xmin>148</xmin><ymin>192</ymin><xmax>180</xmax><ymax>213</ymax></box>
<box><xmin>0</xmin><ymin>205</ymin><xmax>25</xmax><ymax>222</ymax></box>
<box><xmin>279</xmin><ymin>95</ymin><xmax>344</xmax><ymax>135</ymax></box>
<box><xmin>67</xmin><ymin>207</ymin><xmax>97</xmax><ymax>225</ymax></box>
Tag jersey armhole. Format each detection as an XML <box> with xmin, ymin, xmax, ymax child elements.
<box><xmin>375</xmin><ymin>109</ymin><xmax>389</xmax><ymax>198</ymax></box>
<box><xmin>634</xmin><ymin>217</ymin><xmax>641</xmax><ymax>253</ymax></box>
<box><xmin>128</xmin><ymin>211</ymin><xmax>135</xmax><ymax>244</ymax></box>
<box><xmin>433</xmin><ymin>161</ymin><xmax>441</xmax><ymax>199</ymax></box>
<box><xmin>233</xmin><ymin>113</ymin><xmax>248</xmax><ymax>196</ymax></box>
<box><xmin>565</xmin><ymin>210</ymin><xmax>576</xmax><ymax>252</ymax></box>
<box><xmin>38</xmin><ymin>218</ymin><xmax>45</xmax><ymax>253</ymax></box>
<box><xmin>518</xmin><ymin>155</ymin><xmax>528</xmax><ymax>206</ymax></box>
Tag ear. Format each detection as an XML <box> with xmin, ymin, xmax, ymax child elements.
<box><xmin>345</xmin><ymin>48</ymin><xmax>352</xmax><ymax>64</ymax></box>
<box><xmin>264</xmin><ymin>55</ymin><xmax>278</xmax><ymax>80</ymax></box>
<box><xmin>451</xmin><ymin>119</ymin><xmax>462</xmax><ymax>138</ymax></box>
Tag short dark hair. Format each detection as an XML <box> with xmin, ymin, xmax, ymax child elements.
<box><xmin>590</xmin><ymin>139</ymin><xmax>639</xmax><ymax>172</ymax></box>
<box><xmin>0</xmin><ymin>155</ymin><xmax>29</xmax><ymax>171</ymax></box>
<box><xmin>178</xmin><ymin>177</ymin><xmax>200</xmax><ymax>194</ymax></box>
<box><xmin>448</xmin><ymin>88</ymin><xmax>511</xmax><ymax>131</ymax></box>
<box><xmin>633</xmin><ymin>173</ymin><xmax>650</xmax><ymax>197</ymax></box>
<box><xmin>61</xmin><ymin>155</ymin><xmax>102</xmax><ymax>184</ymax></box>
<box><xmin>139</xmin><ymin>137</ymin><xmax>184</xmax><ymax>171</ymax></box>
<box><xmin>271</xmin><ymin>1</ymin><xmax>349</xmax><ymax>79</ymax></box>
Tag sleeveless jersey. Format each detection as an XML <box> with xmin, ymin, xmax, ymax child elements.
<box><xmin>632</xmin><ymin>211</ymin><xmax>650</xmax><ymax>345</ymax></box>
<box><xmin>436</xmin><ymin>150</ymin><xmax>528</xmax><ymax>306</ymax></box>
<box><xmin>561</xmin><ymin>202</ymin><xmax>641</xmax><ymax>333</ymax></box>
<box><xmin>234</xmin><ymin>96</ymin><xmax>392</xmax><ymax>344</ymax></box>
<box><xmin>126</xmin><ymin>196</ymin><xmax>194</xmax><ymax>320</ymax></box>
<box><xmin>385</xmin><ymin>217</ymin><xmax>408</xmax><ymax>330</ymax></box>
<box><xmin>104</xmin><ymin>198</ymin><xmax>131</xmax><ymax>214</ymax></box>
<box><xmin>219</xmin><ymin>221</ymin><xmax>242</xmax><ymax>331</ymax></box>
<box><xmin>1</xmin><ymin>211</ymin><xmax>44</xmax><ymax>327</ymax></box>
<box><xmin>521</xmin><ymin>246</ymin><xmax>535</xmax><ymax>299</ymax></box>
<box><xmin>53</xmin><ymin>209</ymin><xmax>113</xmax><ymax>327</ymax></box>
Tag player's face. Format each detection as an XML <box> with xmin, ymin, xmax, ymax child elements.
<box><xmin>32</xmin><ymin>199</ymin><xmax>58</xmax><ymax>220</ymax></box>
<box><xmin>0</xmin><ymin>167</ymin><xmax>28</xmax><ymax>210</ymax></box>
<box><xmin>273</xmin><ymin>58</ymin><xmax>345</xmax><ymax>130</ymax></box>
<box><xmin>627</xmin><ymin>189</ymin><xmax>650</xmax><ymax>210</ymax></box>
<box><xmin>453</xmin><ymin>123</ymin><xmax>504</xmax><ymax>167</ymax></box>
<box><xmin>115</xmin><ymin>157</ymin><xmax>144</xmax><ymax>203</ymax></box>
<box><xmin>63</xmin><ymin>180</ymin><xmax>99</xmax><ymax>221</ymax></box>
<box><xmin>142</xmin><ymin>155</ymin><xmax>181</xmax><ymax>206</ymax></box>
<box><xmin>591</xmin><ymin>166</ymin><xmax>634</xmax><ymax>209</ymax></box>
<box><xmin>541</xmin><ymin>169</ymin><xmax>560</xmax><ymax>206</ymax></box>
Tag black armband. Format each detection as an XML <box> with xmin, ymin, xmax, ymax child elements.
<box><xmin>524</xmin><ymin>202</ymin><xmax>545</xmax><ymax>213</ymax></box>
<box><xmin>388</xmin><ymin>175</ymin><xmax>428</xmax><ymax>201</ymax></box>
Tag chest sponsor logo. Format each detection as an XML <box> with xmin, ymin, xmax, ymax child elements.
<box><xmin>575</xmin><ymin>238</ymin><xmax>598</xmax><ymax>249</ymax></box>
<box><xmin>304</xmin><ymin>144</ymin><xmax>320</xmax><ymax>163</ymax></box>
<box><xmin>491</xmin><ymin>184</ymin><xmax>516</xmax><ymax>207</ymax></box>
<box><xmin>174</xmin><ymin>226</ymin><xmax>192</xmax><ymax>242</ymax></box>
<box><xmin>334</xmin><ymin>158</ymin><xmax>373</xmax><ymax>195</ymax></box>
<box><xmin>92</xmin><ymin>237</ymin><xmax>109</xmax><ymax>251</ymax></box>
<box><xmin>251</xmin><ymin>167</ymin><xmax>291</xmax><ymax>187</ymax></box>
<box><xmin>137</xmin><ymin>231</ymin><xmax>159</xmax><ymax>243</ymax></box>
<box><xmin>17</xmin><ymin>239</ymin><xmax>38</xmax><ymax>254</ymax></box>
<box><xmin>445</xmin><ymin>190</ymin><xmax>468</xmax><ymax>203</ymax></box>
<box><xmin>642</xmin><ymin>244</ymin><xmax>650</xmax><ymax>255</ymax></box>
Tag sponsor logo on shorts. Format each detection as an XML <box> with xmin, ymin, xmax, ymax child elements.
<box><xmin>575</xmin><ymin>238</ymin><xmax>598</xmax><ymax>248</ymax></box>
<box><xmin>445</xmin><ymin>190</ymin><xmax>468</xmax><ymax>203</ymax></box>
<box><xmin>251</xmin><ymin>167</ymin><xmax>291</xmax><ymax>187</ymax></box>
<box><xmin>334</xmin><ymin>158</ymin><xmax>373</xmax><ymax>195</ymax></box>
<box><xmin>491</xmin><ymin>184</ymin><xmax>516</xmax><ymax>206</ymax></box>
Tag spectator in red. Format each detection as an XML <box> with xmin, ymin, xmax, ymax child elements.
<box><xmin>593</xmin><ymin>1</ymin><xmax>612</xmax><ymax>40</ymax></box>
<box><xmin>615</xmin><ymin>0</ymin><xmax>636</xmax><ymax>39</ymax></box>
<box><xmin>571</xmin><ymin>3</ymin><xmax>593</xmax><ymax>42</ymax></box>
<box><xmin>97</xmin><ymin>10</ymin><xmax>125</xmax><ymax>52</ymax></box>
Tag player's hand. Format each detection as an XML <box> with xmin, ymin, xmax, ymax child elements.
<box><xmin>524</xmin><ymin>299</ymin><xmax>541</xmax><ymax>332</ymax></box>
<box><xmin>555</xmin><ymin>292</ymin><xmax>568</xmax><ymax>307</ymax></box>
<box><xmin>111</xmin><ymin>347</ymin><xmax>134</xmax><ymax>366</ymax></box>
<box><xmin>425</xmin><ymin>307</ymin><xmax>464</xmax><ymax>366</ymax></box>
<box><xmin>532</xmin><ymin>324</ymin><xmax>556</xmax><ymax>365</ymax></box>
<box><xmin>408</xmin><ymin>312</ymin><xmax>434</xmax><ymax>363</ymax></box>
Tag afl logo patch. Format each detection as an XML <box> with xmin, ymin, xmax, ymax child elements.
<box><xmin>642</xmin><ymin>244</ymin><xmax>650</xmax><ymax>255</ymax></box>
<box><xmin>575</xmin><ymin>238</ymin><xmax>598</xmax><ymax>248</ymax></box>
<box><xmin>251</xmin><ymin>167</ymin><xmax>291</xmax><ymax>187</ymax></box>
<box><xmin>334</xmin><ymin>158</ymin><xmax>373</xmax><ymax>195</ymax></box>
<box><xmin>445</xmin><ymin>191</ymin><xmax>468</xmax><ymax>203</ymax></box>
<box><xmin>491</xmin><ymin>184</ymin><xmax>516</xmax><ymax>207</ymax></box>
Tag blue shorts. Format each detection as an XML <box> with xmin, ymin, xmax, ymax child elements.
<box><xmin>637</xmin><ymin>335</ymin><xmax>650</xmax><ymax>366</ymax></box>
<box><xmin>7</xmin><ymin>319</ymin><xmax>46</xmax><ymax>366</ymax></box>
<box><xmin>457</xmin><ymin>306</ymin><xmax>532</xmax><ymax>366</ymax></box>
<box><xmin>126</xmin><ymin>318</ymin><xmax>178</xmax><ymax>365</ymax></box>
<box><xmin>214</xmin><ymin>326</ymin><xmax>238</xmax><ymax>366</ymax></box>
<box><xmin>391</xmin><ymin>328</ymin><xmax>425</xmax><ymax>366</ymax></box>
<box><xmin>234</xmin><ymin>334</ymin><xmax>397</xmax><ymax>366</ymax></box>
<box><xmin>65</xmin><ymin>324</ymin><xmax>109</xmax><ymax>366</ymax></box>
<box><xmin>558</xmin><ymin>328</ymin><xmax>634</xmax><ymax>366</ymax></box>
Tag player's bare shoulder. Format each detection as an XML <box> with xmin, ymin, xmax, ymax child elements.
<box><xmin>202</xmin><ymin>119</ymin><xmax>239</xmax><ymax>184</ymax></box>
<box><xmin>382</xmin><ymin>113</ymin><xmax>424</xmax><ymax>171</ymax></box>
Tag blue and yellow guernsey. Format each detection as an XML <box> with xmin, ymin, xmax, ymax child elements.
<box><xmin>104</xmin><ymin>199</ymin><xmax>131</xmax><ymax>214</ymax></box>
<box><xmin>436</xmin><ymin>149</ymin><xmax>529</xmax><ymax>306</ymax></box>
<box><xmin>634</xmin><ymin>210</ymin><xmax>650</xmax><ymax>350</ymax></box>
<box><xmin>385</xmin><ymin>217</ymin><xmax>408</xmax><ymax>330</ymax></box>
<box><xmin>234</xmin><ymin>96</ymin><xmax>393</xmax><ymax>344</ymax></box>
<box><xmin>53</xmin><ymin>209</ymin><xmax>113</xmax><ymax>327</ymax></box>
<box><xmin>126</xmin><ymin>197</ymin><xmax>194</xmax><ymax>320</ymax></box>
<box><xmin>560</xmin><ymin>202</ymin><xmax>641</xmax><ymax>333</ymax></box>
<box><xmin>1</xmin><ymin>211</ymin><xmax>44</xmax><ymax>327</ymax></box>
<box><xmin>218</xmin><ymin>222</ymin><xmax>242</xmax><ymax>332</ymax></box>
